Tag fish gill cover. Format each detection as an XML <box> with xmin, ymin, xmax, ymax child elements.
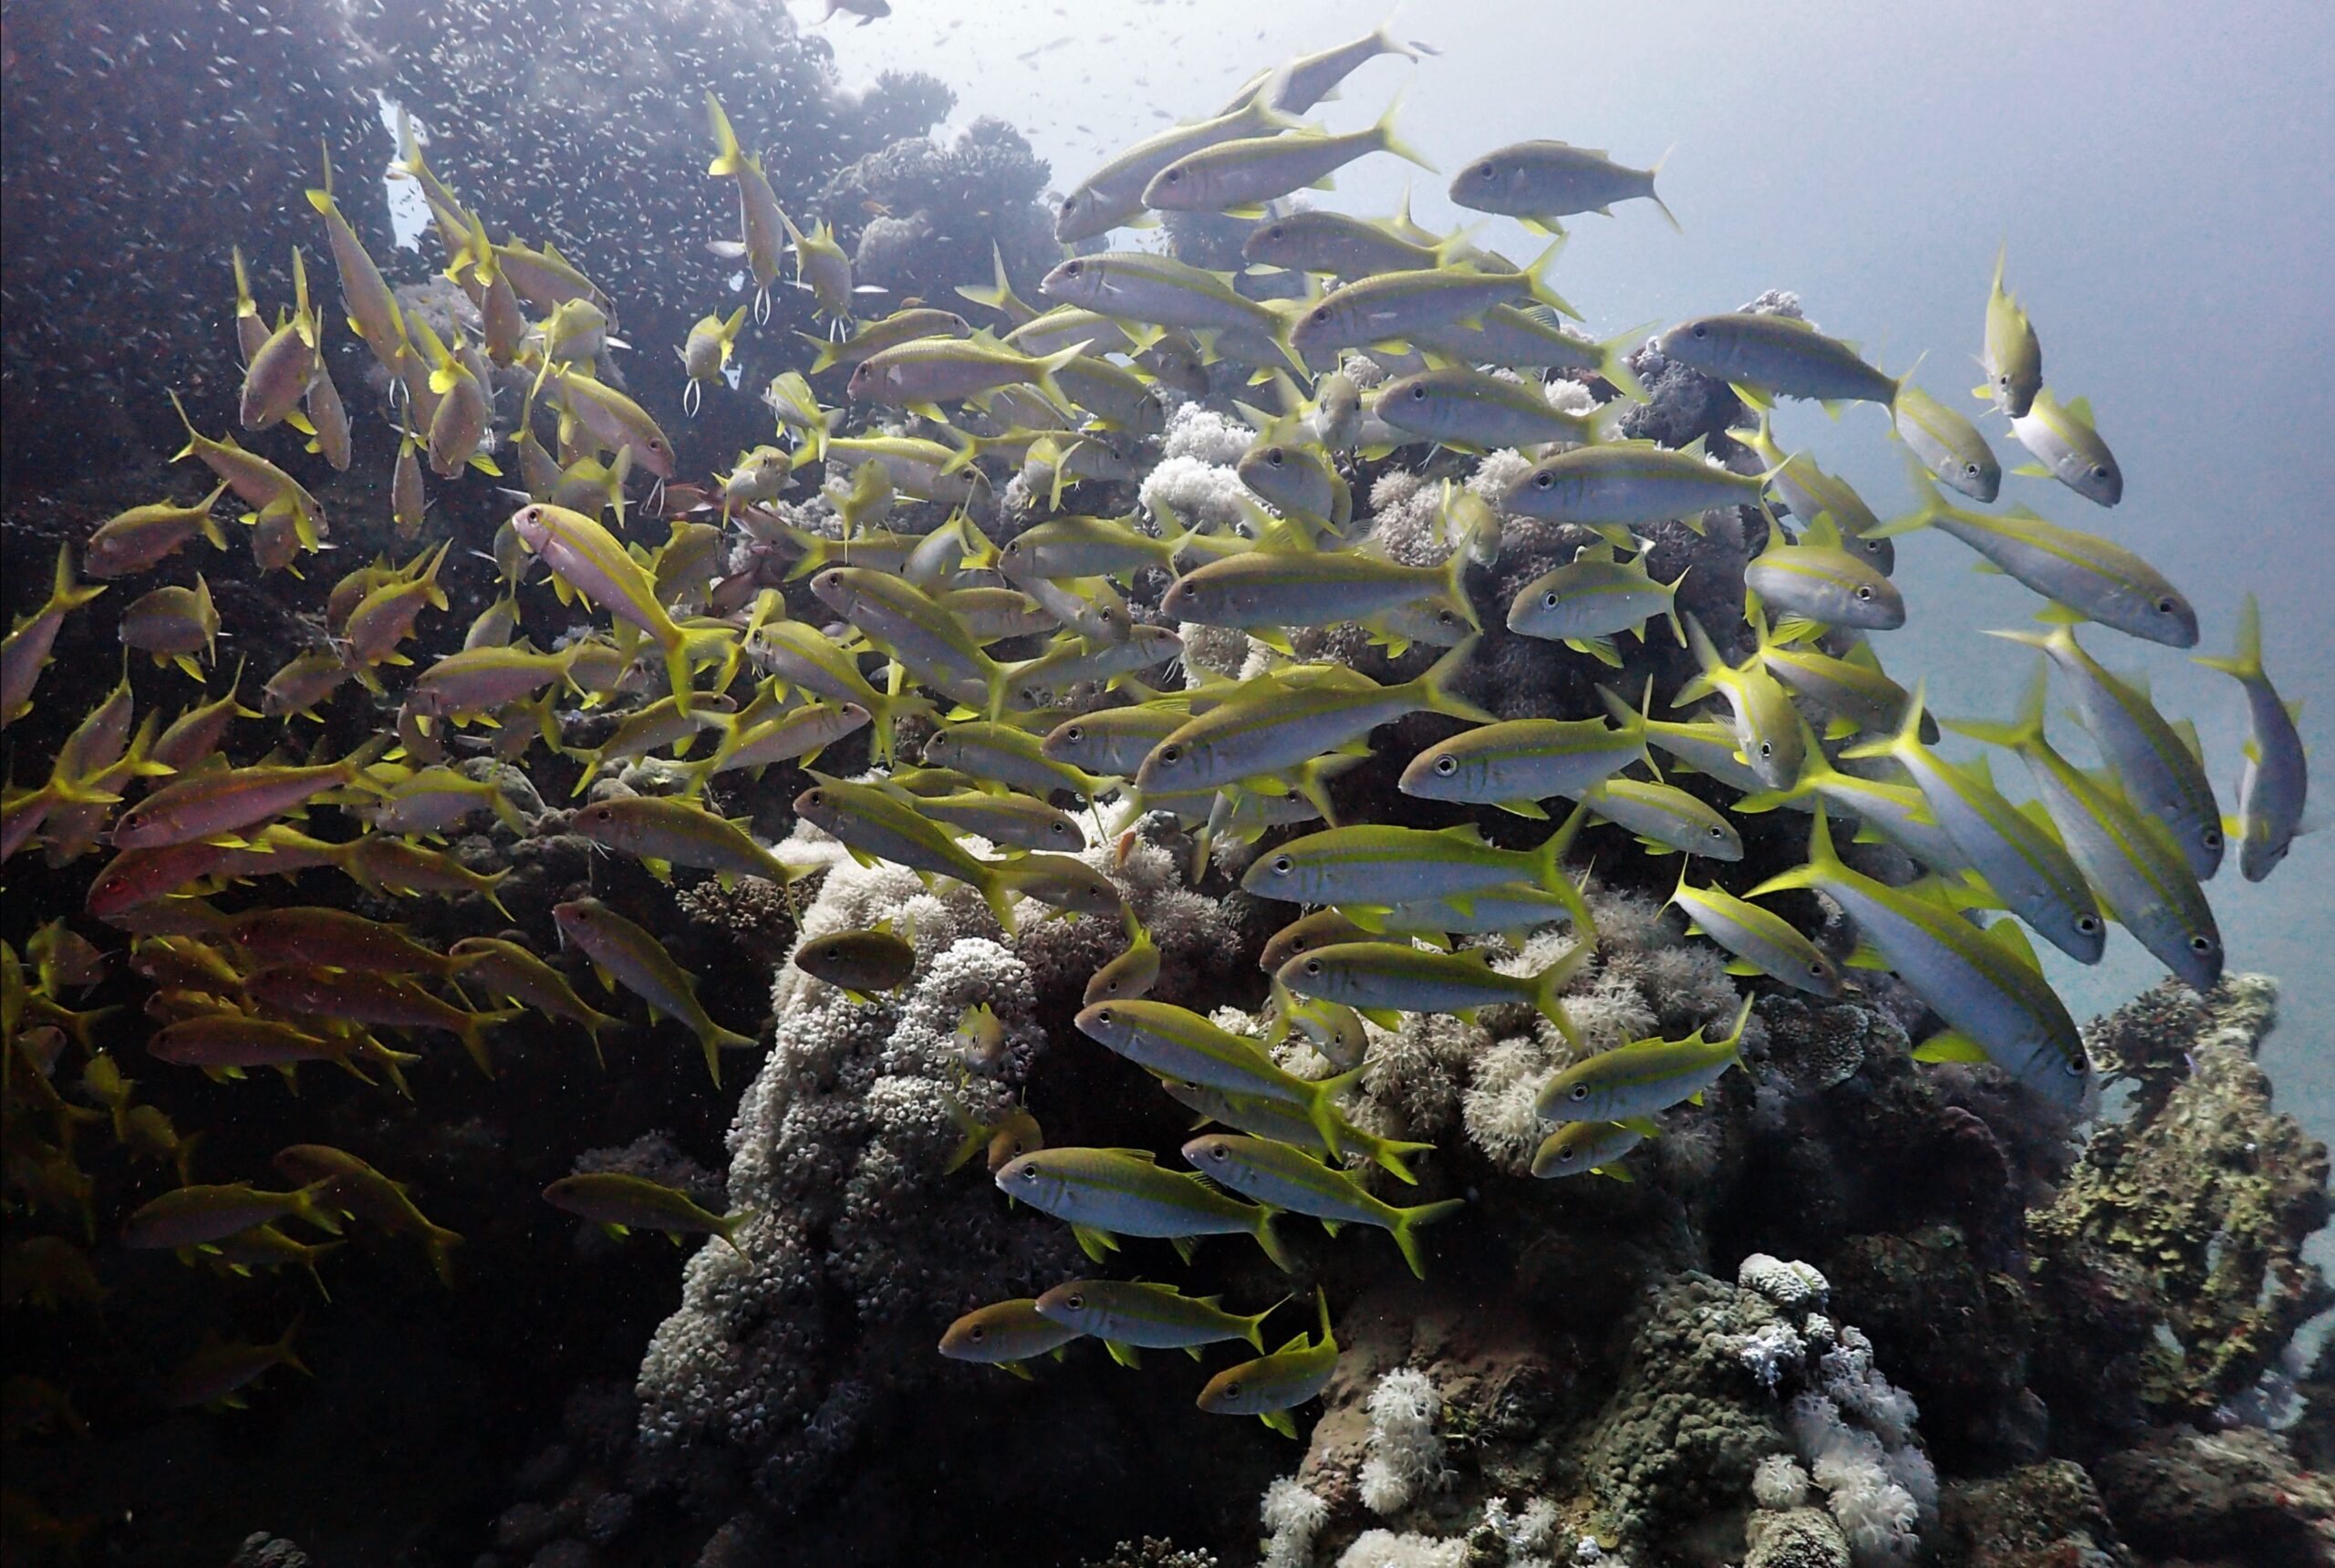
<box><xmin>0</xmin><ymin>3</ymin><xmax>2328</xmax><ymax>1567</ymax></box>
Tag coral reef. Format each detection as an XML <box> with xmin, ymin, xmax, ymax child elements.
<box><xmin>2028</xmin><ymin>977</ymin><xmax>2332</xmax><ymax>1425</ymax></box>
<box><xmin>634</xmin><ymin>825</ymin><xmax>1241</xmax><ymax>1517</ymax></box>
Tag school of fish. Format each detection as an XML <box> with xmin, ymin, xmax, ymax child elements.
<box><xmin>0</xmin><ymin>21</ymin><xmax>2310</xmax><ymax>1436</ymax></box>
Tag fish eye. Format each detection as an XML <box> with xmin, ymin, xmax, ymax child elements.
<box><xmin>806</xmin><ymin>791</ymin><xmax>824</xmax><ymax>804</ymax></box>
<box><xmin>1557</xmin><ymin>1147</ymin><xmax>1576</xmax><ymax>1163</ymax></box>
<box><xmin>1437</xmin><ymin>609</ymin><xmax>1456</xmax><ymax>625</ymax></box>
<box><xmin>1533</xmin><ymin>471</ymin><xmax>1555</xmax><ymax>489</ymax></box>
<box><xmin>2076</xmin><ymin>915</ymin><xmax>2101</xmax><ymax>934</ymax></box>
<box><xmin>1310</xmin><ymin>306</ymin><xmax>1331</xmax><ymax>323</ymax></box>
<box><xmin>1208</xmin><ymin>1143</ymin><xmax>1227</xmax><ymax>1160</ymax></box>
<box><xmin>2091</xmin><ymin>465</ymin><xmax>2110</xmax><ymax>480</ymax></box>
<box><xmin>2155</xmin><ymin>597</ymin><xmax>2178</xmax><ymax>615</ymax></box>
<box><xmin>1064</xmin><ymin>725</ymin><xmax>1083</xmax><ymax>741</ymax></box>
<box><xmin>1854</xmin><ymin>586</ymin><xmax>1873</xmax><ymax>601</ymax></box>
<box><xmin>1569</xmin><ymin>1083</ymin><xmax>1590</xmax><ymax>1101</ymax></box>
<box><xmin>1165</xmin><ymin>169</ymin><xmax>1181</xmax><ymax>182</ymax></box>
<box><xmin>1051</xmin><ymin>821</ymin><xmax>1070</xmax><ymax>836</ymax></box>
<box><xmin>1271</xmin><ymin>856</ymin><xmax>1293</xmax><ymax>875</ymax></box>
<box><xmin>2188</xmin><ymin>934</ymin><xmax>2214</xmax><ymax>953</ymax></box>
<box><xmin>1433</xmin><ymin>753</ymin><xmax>1457</xmax><ymax>778</ymax></box>
<box><xmin>969</xmin><ymin>1324</ymin><xmax>985</xmax><ymax>1340</ymax></box>
<box><xmin>1269</xmin><ymin>225</ymin><xmax>1284</xmax><ymax>239</ymax></box>
<box><xmin>1019</xmin><ymin>1165</ymin><xmax>1039</xmax><ymax>1181</ymax></box>
<box><xmin>1095</xmin><ymin>1007</ymin><xmax>1113</xmax><ymax>1023</ymax></box>
<box><xmin>1063</xmin><ymin>261</ymin><xmax>1082</xmax><ymax>275</ymax></box>
<box><xmin>1691</xmin><ymin>324</ymin><xmax>1708</xmax><ymax>339</ymax></box>
<box><xmin>2203</xmin><ymin>827</ymin><xmax>2223</xmax><ymax>849</ymax></box>
<box><xmin>1476</xmin><ymin>162</ymin><xmax>1494</xmax><ymax>179</ymax></box>
<box><xmin>1160</xmin><ymin>745</ymin><xmax>1181</xmax><ymax>763</ymax></box>
<box><xmin>1409</xmin><ymin>385</ymin><xmax>1428</xmax><ymax>400</ymax></box>
<box><xmin>1963</xmin><ymin>462</ymin><xmax>1979</xmax><ymax>476</ymax></box>
<box><xmin>1998</xmin><ymin>374</ymin><xmax>2011</xmax><ymax>388</ymax></box>
<box><xmin>1265</xmin><ymin>448</ymin><xmax>1284</xmax><ymax>465</ymax></box>
<box><xmin>1066</xmin><ymin>1293</ymin><xmax>1084</xmax><ymax>1308</ymax></box>
<box><xmin>1304</xmin><ymin>959</ymin><xmax>1323</xmax><ymax>975</ymax></box>
<box><xmin>1224</xmin><ymin>1380</ymin><xmax>1242</xmax><ymax>1397</ymax></box>
<box><xmin>1707</xmin><ymin>825</ymin><xmax>1725</xmax><ymax>837</ymax></box>
<box><xmin>1541</xmin><ymin>590</ymin><xmax>1560</xmax><ymax>607</ymax></box>
<box><xmin>2064</xmin><ymin>1059</ymin><xmax>2084</xmax><ymax>1076</ymax></box>
<box><xmin>1810</xmin><ymin>961</ymin><xmax>1826</xmax><ymax>976</ymax></box>
<box><xmin>1759</xmin><ymin>741</ymin><xmax>1773</xmax><ymax>756</ymax></box>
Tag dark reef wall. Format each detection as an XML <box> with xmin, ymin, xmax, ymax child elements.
<box><xmin>0</xmin><ymin>0</ymin><xmax>1033</xmax><ymax>496</ymax></box>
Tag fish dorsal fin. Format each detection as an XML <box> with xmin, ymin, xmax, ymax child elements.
<box><xmin>1801</xmin><ymin>512</ymin><xmax>1843</xmax><ymax>550</ymax></box>
<box><xmin>1983</xmin><ymin>917</ymin><xmax>2042</xmax><ymax>971</ymax></box>
<box><xmin>2063</xmin><ymin>394</ymin><xmax>2096</xmax><ymax>428</ymax></box>
<box><xmin>1102</xmin><ymin>1147</ymin><xmax>1159</xmax><ymax>1162</ymax></box>
<box><xmin>1438</xmin><ymin>822</ymin><xmax>1489</xmax><ymax>846</ymax></box>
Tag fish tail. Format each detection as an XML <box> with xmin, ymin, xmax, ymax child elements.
<box><xmin>659</xmin><ymin>633</ymin><xmax>700</xmax><ymax>718</ymax></box>
<box><xmin>1308</xmin><ymin>1064</ymin><xmax>1366</xmax><ymax>1159</ymax></box>
<box><xmin>275</xmin><ymin>1314</ymin><xmax>314</xmax><ymax>1378</ymax></box>
<box><xmin>1415</xmin><ymin>635</ymin><xmax>1492</xmax><ymax>723</ymax></box>
<box><xmin>1529</xmin><ymin>802</ymin><xmax>1598</xmax><ymax>938</ymax></box>
<box><xmin>1242</xmin><ymin>1294</ymin><xmax>1292</xmax><ymax>1351</ymax></box>
<box><xmin>165</xmin><ymin>389</ymin><xmax>208</xmax><ymax>462</ymax></box>
<box><xmin>714</xmin><ymin>1208</ymin><xmax>754</xmax><ymax>1258</ymax></box>
<box><xmin>2193</xmin><ymin>592</ymin><xmax>2262</xmax><ymax>682</ymax></box>
<box><xmin>425</xmin><ymin>1227</ymin><xmax>463</xmax><ymax>1288</ymax></box>
<box><xmin>1033</xmin><ymin>342</ymin><xmax>1085</xmax><ymax>410</ymax></box>
<box><xmin>1371</xmin><ymin>89</ymin><xmax>1437</xmax><ymax>174</ymax></box>
<box><xmin>1645</xmin><ymin>146</ymin><xmax>1684</xmax><ymax>234</ymax></box>
<box><xmin>804</xmin><ymin>334</ymin><xmax>842</xmax><ymax>376</ymax></box>
<box><xmin>1747</xmin><ymin>804</ymin><xmax>1845</xmax><ymax>898</ymax></box>
<box><xmin>289</xmin><ymin>1182</ymin><xmax>346</xmax><ymax>1237</ymax></box>
<box><xmin>704</xmin><ymin>92</ymin><xmax>747</xmax><ymax>177</ymax></box>
<box><xmin>1871</xmin><ymin>451</ymin><xmax>1956</xmax><ymax>538</ymax></box>
<box><xmin>975</xmin><ymin>867</ymin><xmax>1021</xmax><ymax>937</ymax></box>
<box><xmin>1596</xmin><ymin>324</ymin><xmax>1651</xmax><ymax>402</ymax></box>
<box><xmin>1517</xmin><ymin>234</ymin><xmax>1580</xmax><ymax>320</ymax></box>
<box><xmin>1841</xmin><ymin>680</ymin><xmax>1925</xmax><ymax>764</ymax></box>
<box><xmin>1438</xmin><ymin>535</ymin><xmax>1482</xmax><ymax>631</ymax></box>
<box><xmin>1251</xmin><ymin>1209</ymin><xmax>1295</xmax><ymax>1274</ymax></box>
<box><xmin>305</xmin><ymin>140</ymin><xmax>337</xmax><ymax>215</ymax></box>
<box><xmin>1943</xmin><ymin>659</ymin><xmax>2050</xmax><ymax>752</ymax></box>
<box><xmin>1718</xmin><ymin>992</ymin><xmax>1757</xmax><ymax>1059</ymax></box>
<box><xmin>1367</xmin><ymin>1136</ymin><xmax>1438</xmax><ymax>1187</ymax></box>
<box><xmin>1390</xmin><ymin>1197</ymin><xmax>1465</xmax><ymax>1280</ymax></box>
<box><xmin>1530</xmin><ymin>937</ymin><xmax>1593</xmax><ymax>1049</ymax></box>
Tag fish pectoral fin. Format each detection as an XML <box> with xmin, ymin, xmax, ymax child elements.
<box><xmin>1911</xmin><ymin>1030</ymin><xmax>1991</xmax><ymax>1064</ymax></box>
<box><xmin>1261</xmin><ymin>1409</ymin><xmax>1298</xmax><ymax>1438</ymax></box>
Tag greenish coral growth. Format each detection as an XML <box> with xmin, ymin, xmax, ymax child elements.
<box><xmin>1569</xmin><ymin>1272</ymin><xmax>1793</xmax><ymax>1548</ymax></box>
<box><xmin>2027</xmin><ymin>974</ymin><xmax>2332</xmax><ymax>1419</ymax></box>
